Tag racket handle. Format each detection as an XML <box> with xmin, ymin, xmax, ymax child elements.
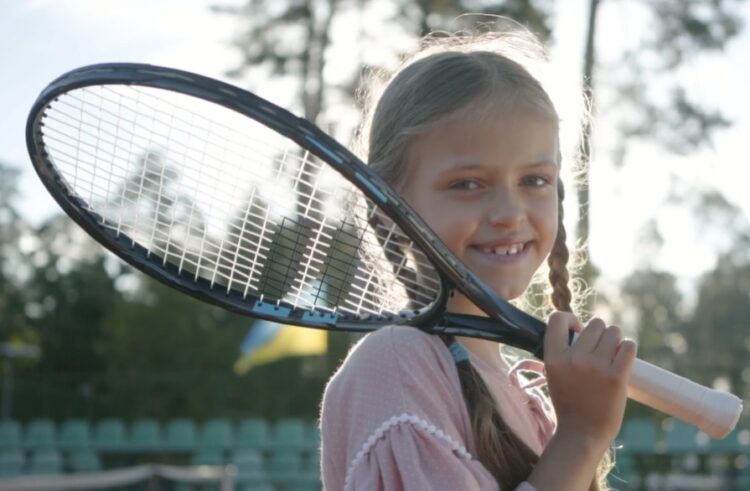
<box><xmin>627</xmin><ymin>358</ymin><xmax>743</xmax><ymax>439</ymax></box>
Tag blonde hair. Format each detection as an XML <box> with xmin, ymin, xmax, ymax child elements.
<box><xmin>357</xmin><ymin>30</ymin><xmax>613</xmax><ymax>490</ymax></box>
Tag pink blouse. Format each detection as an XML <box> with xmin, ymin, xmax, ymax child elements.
<box><xmin>320</xmin><ymin>325</ymin><xmax>556</xmax><ymax>491</ymax></box>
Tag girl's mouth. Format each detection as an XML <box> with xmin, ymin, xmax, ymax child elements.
<box><xmin>478</xmin><ymin>242</ymin><xmax>528</xmax><ymax>256</ymax></box>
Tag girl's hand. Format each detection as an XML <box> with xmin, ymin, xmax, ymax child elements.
<box><xmin>543</xmin><ymin>311</ymin><xmax>637</xmax><ymax>449</ymax></box>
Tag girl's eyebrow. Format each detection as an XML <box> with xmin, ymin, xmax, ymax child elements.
<box><xmin>438</xmin><ymin>159</ymin><xmax>557</xmax><ymax>173</ymax></box>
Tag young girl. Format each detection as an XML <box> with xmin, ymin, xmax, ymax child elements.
<box><xmin>320</xmin><ymin>30</ymin><xmax>637</xmax><ymax>491</ymax></box>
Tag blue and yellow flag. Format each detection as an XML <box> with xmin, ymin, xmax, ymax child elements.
<box><xmin>234</xmin><ymin>319</ymin><xmax>327</xmax><ymax>374</ymax></box>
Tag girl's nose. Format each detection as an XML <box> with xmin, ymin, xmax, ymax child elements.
<box><xmin>487</xmin><ymin>191</ymin><xmax>524</xmax><ymax>228</ymax></box>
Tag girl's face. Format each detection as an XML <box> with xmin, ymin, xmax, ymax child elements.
<box><xmin>400</xmin><ymin>106</ymin><xmax>559</xmax><ymax>315</ymax></box>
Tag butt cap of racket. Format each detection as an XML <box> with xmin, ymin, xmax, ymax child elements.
<box><xmin>628</xmin><ymin>359</ymin><xmax>743</xmax><ymax>440</ymax></box>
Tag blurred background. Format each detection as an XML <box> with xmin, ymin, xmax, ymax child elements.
<box><xmin>0</xmin><ymin>0</ymin><xmax>749</xmax><ymax>490</ymax></box>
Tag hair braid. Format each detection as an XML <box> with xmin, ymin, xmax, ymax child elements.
<box><xmin>547</xmin><ymin>179</ymin><xmax>573</xmax><ymax>312</ymax></box>
<box><xmin>440</xmin><ymin>336</ymin><xmax>539</xmax><ymax>488</ymax></box>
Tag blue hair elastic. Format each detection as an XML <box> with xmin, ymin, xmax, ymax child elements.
<box><xmin>449</xmin><ymin>342</ymin><xmax>470</xmax><ymax>363</ymax></box>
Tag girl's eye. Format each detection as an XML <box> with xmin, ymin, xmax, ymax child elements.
<box><xmin>451</xmin><ymin>179</ymin><xmax>482</xmax><ymax>191</ymax></box>
<box><xmin>522</xmin><ymin>175</ymin><xmax>551</xmax><ymax>187</ymax></box>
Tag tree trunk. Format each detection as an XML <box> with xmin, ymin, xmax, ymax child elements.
<box><xmin>576</xmin><ymin>0</ymin><xmax>600</xmax><ymax>285</ymax></box>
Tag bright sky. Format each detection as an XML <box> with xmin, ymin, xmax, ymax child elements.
<box><xmin>1</xmin><ymin>0</ymin><xmax>749</xmax><ymax>296</ymax></box>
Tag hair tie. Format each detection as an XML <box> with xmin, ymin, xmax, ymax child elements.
<box><xmin>449</xmin><ymin>341</ymin><xmax>470</xmax><ymax>363</ymax></box>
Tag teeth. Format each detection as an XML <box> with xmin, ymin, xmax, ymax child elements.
<box><xmin>482</xmin><ymin>243</ymin><xmax>524</xmax><ymax>256</ymax></box>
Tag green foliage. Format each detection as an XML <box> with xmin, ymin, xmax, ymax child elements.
<box><xmin>0</xmin><ymin>162</ymin><xmax>29</xmax><ymax>344</ymax></box>
<box><xmin>610</xmin><ymin>0</ymin><xmax>744</xmax><ymax>163</ymax></box>
<box><xmin>681</xmin><ymin>244</ymin><xmax>750</xmax><ymax>397</ymax></box>
<box><xmin>620</xmin><ymin>269</ymin><xmax>684</xmax><ymax>371</ymax></box>
<box><xmin>389</xmin><ymin>0</ymin><xmax>554</xmax><ymax>39</ymax></box>
<box><xmin>213</xmin><ymin>0</ymin><xmax>553</xmax><ymax>125</ymax></box>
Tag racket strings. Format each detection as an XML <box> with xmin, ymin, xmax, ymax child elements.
<box><xmin>39</xmin><ymin>83</ymin><xmax>442</xmax><ymax>319</ymax></box>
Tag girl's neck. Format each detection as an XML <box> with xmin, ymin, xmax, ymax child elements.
<box><xmin>456</xmin><ymin>336</ymin><xmax>507</xmax><ymax>372</ymax></box>
<box><xmin>446</xmin><ymin>295</ymin><xmax>508</xmax><ymax>372</ymax></box>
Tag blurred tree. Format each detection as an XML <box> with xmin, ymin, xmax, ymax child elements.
<box><xmin>620</xmin><ymin>268</ymin><xmax>684</xmax><ymax>372</ymax></box>
<box><xmin>24</xmin><ymin>218</ymin><xmax>119</xmax><ymax>373</ymax></box>
<box><xmin>97</xmin><ymin>277</ymin><xmax>245</xmax><ymax>418</ymax></box>
<box><xmin>576</xmin><ymin>0</ymin><xmax>744</xmax><ymax>286</ymax></box>
<box><xmin>213</xmin><ymin>0</ymin><xmax>553</xmax><ymax>126</ymax></box>
<box><xmin>212</xmin><ymin>0</ymin><xmax>345</xmax><ymax>123</ymax></box>
<box><xmin>682</xmin><ymin>244</ymin><xmax>750</xmax><ymax>398</ymax></box>
<box><xmin>389</xmin><ymin>0</ymin><xmax>553</xmax><ymax>39</ymax></box>
<box><xmin>9</xmin><ymin>215</ymin><xmax>122</xmax><ymax>417</ymax></box>
<box><xmin>0</xmin><ymin>162</ymin><xmax>29</xmax><ymax>343</ymax></box>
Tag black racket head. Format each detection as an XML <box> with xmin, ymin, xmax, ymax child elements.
<box><xmin>27</xmin><ymin>63</ymin><xmax>546</xmax><ymax>352</ymax></box>
<box><xmin>26</xmin><ymin>63</ymin><xmax>450</xmax><ymax>332</ymax></box>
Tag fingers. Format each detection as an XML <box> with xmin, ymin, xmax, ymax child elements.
<box><xmin>571</xmin><ymin>317</ymin><xmax>606</xmax><ymax>353</ymax></box>
<box><xmin>546</xmin><ymin>313</ymin><xmax>637</xmax><ymax>370</ymax></box>
<box><xmin>544</xmin><ymin>311</ymin><xmax>582</xmax><ymax>361</ymax></box>
<box><xmin>612</xmin><ymin>338</ymin><xmax>638</xmax><ymax>375</ymax></box>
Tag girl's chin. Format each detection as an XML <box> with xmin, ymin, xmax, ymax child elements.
<box><xmin>445</xmin><ymin>287</ymin><xmax>525</xmax><ymax>315</ymax></box>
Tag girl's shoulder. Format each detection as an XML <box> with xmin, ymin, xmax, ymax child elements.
<box><xmin>320</xmin><ymin>325</ymin><xmax>477</xmax><ymax>488</ymax></box>
<box><xmin>321</xmin><ymin>324</ymin><xmax>465</xmax><ymax>423</ymax></box>
<box><xmin>342</xmin><ymin>325</ymin><xmax>453</xmax><ymax>376</ymax></box>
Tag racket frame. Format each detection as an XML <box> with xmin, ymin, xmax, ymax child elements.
<box><xmin>27</xmin><ymin>63</ymin><xmax>546</xmax><ymax>354</ymax></box>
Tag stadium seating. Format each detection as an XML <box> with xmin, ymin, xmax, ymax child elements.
<box><xmin>200</xmin><ymin>418</ymin><xmax>234</xmax><ymax>450</ymax></box>
<box><xmin>24</xmin><ymin>418</ymin><xmax>57</xmax><ymax>450</ymax></box>
<box><xmin>0</xmin><ymin>420</ymin><xmax>21</xmax><ymax>449</ymax></box>
<box><xmin>28</xmin><ymin>448</ymin><xmax>63</xmax><ymax>475</ymax></box>
<box><xmin>236</xmin><ymin>418</ymin><xmax>271</xmax><ymax>450</ymax></box>
<box><xmin>69</xmin><ymin>448</ymin><xmax>102</xmax><ymax>473</ymax></box>
<box><xmin>0</xmin><ymin>449</ymin><xmax>24</xmax><ymax>478</ymax></box>
<box><xmin>191</xmin><ymin>448</ymin><xmax>224</xmax><ymax>466</ymax></box>
<box><xmin>267</xmin><ymin>448</ymin><xmax>303</xmax><ymax>486</ymax></box>
<box><xmin>617</xmin><ymin>418</ymin><xmax>659</xmax><ymax>454</ymax></box>
<box><xmin>231</xmin><ymin>449</ymin><xmax>269</xmax><ymax>489</ymax></box>
<box><xmin>93</xmin><ymin>418</ymin><xmax>127</xmax><ymax>451</ymax></box>
<box><xmin>663</xmin><ymin>418</ymin><xmax>707</xmax><ymax>455</ymax></box>
<box><xmin>58</xmin><ymin>419</ymin><xmax>92</xmax><ymax>449</ymax></box>
<box><xmin>128</xmin><ymin>418</ymin><xmax>161</xmax><ymax>452</ymax></box>
<box><xmin>164</xmin><ymin>418</ymin><xmax>197</xmax><ymax>452</ymax></box>
<box><xmin>270</xmin><ymin>419</ymin><xmax>306</xmax><ymax>450</ymax></box>
<box><xmin>0</xmin><ymin>416</ymin><xmax>745</xmax><ymax>490</ymax></box>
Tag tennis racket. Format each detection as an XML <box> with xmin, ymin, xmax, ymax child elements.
<box><xmin>26</xmin><ymin>63</ymin><xmax>741</xmax><ymax>438</ymax></box>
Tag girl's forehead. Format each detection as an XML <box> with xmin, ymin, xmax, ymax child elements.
<box><xmin>418</xmin><ymin>102</ymin><xmax>558</xmax><ymax>153</ymax></box>
<box><xmin>398</xmin><ymin>108</ymin><xmax>559</xmax><ymax>188</ymax></box>
<box><xmin>458</xmin><ymin>95</ymin><xmax>558</xmax><ymax>129</ymax></box>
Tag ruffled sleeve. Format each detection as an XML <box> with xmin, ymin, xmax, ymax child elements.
<box><xmin>344</xmin><ymin>414</ymin><xmax>501</xmax><ymax>491</ymax></box>
<box><xmin>320</xmin><ymin>326</ymin><xmax>540</xmax><ymax>491</ymax></box>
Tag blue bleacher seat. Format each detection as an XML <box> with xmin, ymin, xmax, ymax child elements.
<box><xmin>303</xmin><ymin>449</ymin><xmax>321</xmax><ymax>485</ymax></box>
<box><xmin>267</xmin><ymin>449</ymin><xmax>303</xmax><ymax>485</ymax></box>
<box><xmin>709</xmin><ymin>427</ymin><xmax>746</xmax><ymax>455</ymax></box>
<box><xmin>69</xmin><ymin>449</ymin><xmax>102</xmax><ymax>473</ymax></box>
<box><xmin>164</xmin><ymin>418</ymin><xmax>196</xmax><ymax>451</ymax></box>
<box><xmin>271</xmin><ymin>419</ymin><xmax>306</xmax><ymax>450</ymax></box>
<box><xmin>200</xmin><ymin>418</ymin><xmax>233</xmax><ymax>450</ymax></box>
<box><xmin>617</xmin><ymin>418</ymin><xmax>659</xmax><ymax>455</ymax></box>
<box><xmin>305</xmin><ymin>423</ymin><xmax>320</xmax><ymax>451</ymax></box>
<box><xmin>59</xmin><ymin>419</ymin><xmax>92</xmax><ymax>449</ymax></box>
<box><xmin>29</xmin><ymin>448</ymin><xmax>62</xmax><ymax>475</ymax></box>
<box><xmin>24</xmin><ymin>418</ymin><xmax>57</xmax><ymax>450</ymax></box>
<box><xmin>0</xmin><ymin>420</ymin><xmax>21</xmax><ymax>449</ymax></box>
<box><xmin>190</xmin><ymin>448</ymin><xmax>224</xmax><ymax>466</ymax></box>
<box><xmin>129</xmin><ymin>419</ymin><xmax>161</xmax><ymax>452</ymax></box>
<box><xmin>231</xmin><ymin>448</ymin><xmax>265</xmax><ymax>481</ymax></box>
<box><xmin>94</xmin><ymin>418</ymin><xmax>127</xmax><ymax>451</ymax></box>
<box><xmin>236</xmin><ymin>419</ymin><xmax>270</xmax><ymax>450</ymax></box>
<box><xmin>609</xmin><ymin>453</ymin><xmax>639</xmax><ymax>491</ymax></box>
<box><xmin>0</xmin><ymin>449</ymin><xmax>25</xmax><ymax>478</ymax></box>
<box><xmin>663</xmin><ymin>418</ymin><xmax>705</xmax><ymax>454</ymax></box>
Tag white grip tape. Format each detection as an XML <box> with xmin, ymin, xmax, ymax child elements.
<box><xmin>569</xmin><ymin>333</ymin><xmax>742</xmax><ymax>439</ymax></box>
<box><xmin>627</xmin><ymin>359</ymin><xmax>742</xmax><ymax>439</ymax></box>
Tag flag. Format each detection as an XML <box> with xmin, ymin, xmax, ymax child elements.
<box><xmin>234</xmin><ymin>319</ymin><xmax>327</xmax><ymax>374</ymax></box>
